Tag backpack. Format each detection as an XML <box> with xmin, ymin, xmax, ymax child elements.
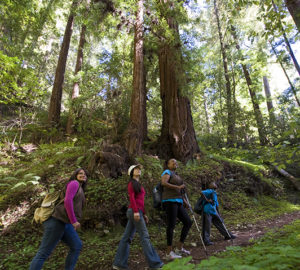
<box><xmin>153</xmin><ymin>183</ymin><xmax>164</xmax><ymax>209</ymax></box>
<box><xmin>33</xmin><ymin>190</ymin><xmax>64</xmax><ymax>224</ymax></box>
<box><xmin>194</xmin><ymin>196</ymin><xmax>205</xmax><ymax>214</ymax></box>
<box><xmin>152</xmin><ymin>171</ymin><xmax>173</xmax><ymax>210</ymax></box>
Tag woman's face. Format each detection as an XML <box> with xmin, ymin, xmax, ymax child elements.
<box><xmin>133</xmin><ymin>167</ymin><xmax>141</xmax><ymax>178</ymax></box>
<box><xmin>76</xmin><ymin>169</ymin><xmax>87</xmax><ymax>182</ymax></box>
<box><xmin>168</xmin><ymin>159</ymin><xmax>178</xmax><ymax>170</ymax></box>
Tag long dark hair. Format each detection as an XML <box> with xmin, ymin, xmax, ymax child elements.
<box><xmin>129</xmin><ymin>169</ymin><xmax>142</xmax><ymax>194</ymax></box>
<box><xmin>69</xmin><ymin>168</ymin><xmax>88</xmax><ymax>191</ymax></box>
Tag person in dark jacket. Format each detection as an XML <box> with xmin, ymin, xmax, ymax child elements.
<box><xmin>113</xmin><ymin>164</ymin><xmax>163</xmax><ymax>270</ymax></box>
<box><xmin>201</xmin><ymin>182</ymin><xmax>236</xmax><ymax>246</ymax></box>
<box><xmin>161</xmin><ymin>158</ymin><xmax>192</xmax><ymax>260</ymax></box>
<box><xmin>30</xmin><ymin>168</ymin><xmax>87</xmax><ymax>270</ymax></box>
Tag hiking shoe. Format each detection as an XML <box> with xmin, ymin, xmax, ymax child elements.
<box><xmin>175</xmin><ymin>247</ymin><xmax>191</xmax><ymax>256</ymax></box>
<box><xmin>224</xmin><ymin>234</ymin><xmax>237</xmax><ymax>240</ymax></box>
<box><xmin>204</xmin><ymin>241</ymin><xmax>214</xmax><ymax>246</ymax></box>
<box><xmin>165</xmin><ymin>251</ymin><xmax>182</xmax><ymax>260</ymax></box>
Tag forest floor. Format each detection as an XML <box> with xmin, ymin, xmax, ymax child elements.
<box><xmin>1</xmin><ymin>141</ymin><xmax>300</xmax><ymax>269</ymax></box>
<box><xmin>128</xmin><ymin>211</ymin><xmax>300</xmax><ymax>270</ymax></box>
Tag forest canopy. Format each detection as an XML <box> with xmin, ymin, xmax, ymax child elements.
<box><xmin>0</xmin><ymin>0</ymin><xmax>299</xmax><ymax>160</ymax></box>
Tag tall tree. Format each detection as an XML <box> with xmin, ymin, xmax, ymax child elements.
<box><xmin>231</xmin><ymin>26</ymin><xmax>268</xmax><ymax>145</ymax></box>
<box><xmin>270</xmin><ymin>41</ymin><xmax>300</xmax><ymax>106</ymax></box>
<box><xmin>124</xmin><ymin>0</ymin><xmax>147</xmax><ymax>156</ymax></box>
<box><xmin>213</xmin><ymin>0</ymin><xmax>235</xmax><ymax>146</ymax></box>
<box><xmin>48</xmin><ymin>0</ymin><xmax>78</xmax><ymax>125</ymax></box>
<box><xmin>157</xmin><ymin>0</ymin><xmax>199</xmax><ymax>162</ymax></box>
<box><xmin>263</xmin><ymin>76</ymin><xmax>276</xmax><ymax>125</ymax></box>
<box><xmin>66</xmin><ymin>24</ymin><xmax>87</xmax><ymax>134</ymax></box>
<box><xmin>285</xmin><ymin>0</ymin><xmax>300</xmax><ymax>31</ymax></box>
<box><xmin>272</xmin><ymin>0</ymin><xmax>300</xmax><ymax>76</ymax></box>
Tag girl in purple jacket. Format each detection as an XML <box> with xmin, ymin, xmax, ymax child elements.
<box><xmin>30</xmin><ymin>168</ymin><xmax>87</xmax><ymax>270</ymax></box>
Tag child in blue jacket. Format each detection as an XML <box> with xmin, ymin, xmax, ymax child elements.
<box><xmin>201</xmin><ymin>182</ymin><xmax>236</xmax><ymax>245</ymax></box>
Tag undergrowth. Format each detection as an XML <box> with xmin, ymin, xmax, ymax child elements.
<box><xmin>163</xmin><ymin>219</ymin><xmax>300</xmax><ymax>270</ymax></box>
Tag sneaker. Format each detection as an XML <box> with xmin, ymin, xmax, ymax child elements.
<box><xmin>175</xmin><ymin>247</ymin><xmax>191</xmax><ymax>256</ymax></box>
<box><xmin>224</xmin><ymin>234</ymin><xmax>237</xmax><ymax>240</ymax></box>
<box><xmin>165</xmin><ymin>251</ymin><xmax>182</xmax><ymax>260</ymax></box>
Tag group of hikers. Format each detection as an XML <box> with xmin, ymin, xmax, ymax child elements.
<box><xmin>29</xmin><ymin>158</ymin><xmax>236</xmax><ymax>270</ymax></box>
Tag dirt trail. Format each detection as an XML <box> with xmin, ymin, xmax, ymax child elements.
<box><xmin>128</xmin><ymin>211</ymin><xmax>300</xmax><ymax>269</ymax></box>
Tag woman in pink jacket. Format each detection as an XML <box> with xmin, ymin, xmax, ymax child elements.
<box><xmin>113</xmin><ymin>165</ymin><xmax>163</xmax><ymax>270</ymax></box>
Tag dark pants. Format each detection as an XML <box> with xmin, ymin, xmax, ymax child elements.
<box><xmin>29</xmin><ymin>217</ymin><xmax>82</xmax><ymax>270</ymax></box>
<box><xmin>164</xmin><ymin>202</ymin><xmax>192</xmax><ymax>246</ymax></box>
<box><xmin>202</xmin><ymin>212</ymin><xmax>232</xmax><ymax>243</ymax></box>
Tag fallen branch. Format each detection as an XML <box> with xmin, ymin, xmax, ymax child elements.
<box><xmin>272</xmin><ymin>165</ymin><xmax>300</xmax><ymax>191</ymax></box>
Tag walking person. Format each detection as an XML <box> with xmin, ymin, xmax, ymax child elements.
<box><xmin>161</xmin><ymin>158</ymin><xmax>193</xmax><ymax>260</ymax></box>
<box><xmin>201</xmin><ymin>182</ymin><xmax>236</xmax><ymax>246</ymax></box>
<box><xmin>113</xmin><ymin>164</ymin><xmax>163</xmax><ymax>270</ymax></box>
<box><xmin>30</xmin><ymin>168</ymin><xmax>87</xmax><ymax>270</ymax></box>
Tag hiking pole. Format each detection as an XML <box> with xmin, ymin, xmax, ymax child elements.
<box><xmin>183</xmin><ymin>192</ymin><xmax>208</xmax><ymax>257</ymax></box>
<box><xmin>218</xmin><ymin>214</ymin><xmax>233</xmax><ymax>245</ymax></box>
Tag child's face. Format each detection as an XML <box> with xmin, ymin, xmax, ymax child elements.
<box><xmin>209</xmin><ymin>182</ymin><xmax>217</xmax><ymax>189</ymax></box>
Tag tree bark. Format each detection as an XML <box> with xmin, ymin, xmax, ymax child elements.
<box><xmin>66</xmin><ymin>24</ymin><xmax>87</xmax><ymax>135</ymax></box>
<box><xmin>285</xmin><ymin>0</ymin><xmax>300</xmax><ymax>32</ymax></box>
<box><xmin>263</xmin><ymin>76</ymin><xmax>276</xmax><ymax>125</ymax></box>
<box><xmin>231</xmin><ymin>26</ymin><xmax>268</xmax><ymax>145</ymax></box>
<box><xmin>214</xmin><ymin>0</ymin><xmax>235</xmax><ymax>146</ymax></box>
<box><xmin>272</xmin><ymin>0</ymin><xmax>300</xmax><ymax>76</ymax></box>
<box><xmin>270</xmin><ymin>41</ymin><xmax>300</xmax><ymax>106</ymax></box>
<box><xmin>48</xmin><ymin>0</ymin><xmax>77</xmax><ymax>125</ymax></box>
<box><xmin>124</xmin><ymin>0</ymin><xmax>147</xmax><ymax>156</ymax></box>
<box><xmin>157</xmin><ymin>0</ymin><xmax>199</xmax><ymax>162</ymax></box>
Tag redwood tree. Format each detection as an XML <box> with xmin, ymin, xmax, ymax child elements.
<box><xmin>263</xmin><ymin>76</ymin><xmax>276</xmax><ymax>125</ymax></box>
<box><xmin>214</xmin><ymin>0</ymin><xmax>235</xmax><ymax>146</ymax></box>
<box><xmin>285</xmin><ymin>0</ymin><xmax>300</xmax><ymax>32</ymax></box>
<box><xmin>124</xmin><ymin>0</ymin><xmax>147</xmax><ymax>156</ymax></box>
<box><xmin>231</xmin><ymin>26</ymin><xmax>268</xmax><ymax>145</ymax></box>
<box><xmin>157</xmin><ymin>0</ymin><xmax>199</xmax><ymax>162</ymax></box>
<box><xmin>66</xmin><ymin>24</ymin><xmax>87</xmax><ymax>134</ymax></box>
<box><xmin>272</xmin><ymin>0</ymin><xmax>300</xmax><ymax>76</ymax></box>
<box><xmin>48</xmin><ymin>0</ymin><xmax>77</xmax><ymax>125</ymax></box>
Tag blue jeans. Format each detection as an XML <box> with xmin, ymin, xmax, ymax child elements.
<box><xmin>29</xmin><ymin>217</ymin><xmax>82</xmax><ymax>270</ymax></box>
<box><xmin>113</xmin><ymin>209</ymin><xmax>162</xmax><ymax>269</ymax></box>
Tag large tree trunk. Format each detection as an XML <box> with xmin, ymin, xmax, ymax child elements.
<box><xmin>157</xmin><ymin>1</ymin><xmax>199</xmax><ymax>162</ymax></box>
<box><xmin>272</xmin><ymin>0</ymin><xmax>300</xmax><ymax>76</ymax></box>
<box><xmin>124</xmin><ymin>0</ymin><xmax>146</xmax><ymax>156</ymax></box>
<box><xmin>231</xmin><ymin>26</ymin><xmax>268</xmax><ymax>145</ymax></box>
<box><xmin>66</xmin><ymin>24</ymin><xmax>87</xmax><ymax>135</ymax></box>
<box><xmin>285</xmin><ymin>0</ymin><xmax>300</xmax><ymax>32</ymax></box>
<box><xmin>270</xmin><ymin>42</ymin><xmax>300</xmax><ymax>106</ymax></box>
<box><xmin>263</xmin><ymin>76</ymin><xmax>276</xmax><ymax>125</ymax></box>
<box><xmin>214</xmin><ymin>0</ymin><xmax>235</xmax><ymax>146</ymax></box>
<box><xmin>48</xmin><ymin>0</ymin><xmax>77</xmax><ymax>125</ymax></box>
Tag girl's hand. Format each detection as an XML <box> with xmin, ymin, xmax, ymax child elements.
<box><xmin>72</xmin><ymin>222</ymin><xmax>81</xmax><ymax>230</ymax></box>
<box><xmin>178</xmin><ymin>184</ymin><xmax>185</xmax><ymax>190</ymax></box>
<box><xmin>144</xmin><ymin>215</ymin><xmax>149</xmax><ymax>223</ymax></box>
<box><xmin>134</xmin><ymin>212</ymin><xmax>140</xmax><ymax>222</ymax></box>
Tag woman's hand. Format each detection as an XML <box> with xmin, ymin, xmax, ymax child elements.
<box><xmin>143</xmin><ymin>214</ymin><xmax>149</xmax><ymax>223</ymax></box>
<box><xmin>134</xmin><ymin>212</ymin><xmax>140</xmax><ymax>222</ymax></box>
<box><xmin>72</xmin><ymin>222</ymin><xmax>81</xmax><ymax>231</ymax></box>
